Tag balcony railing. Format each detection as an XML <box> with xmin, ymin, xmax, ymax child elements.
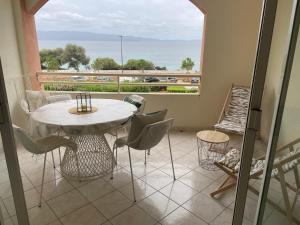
<box><xmin>36</xmin><ymin>70</ymin><xmax>201</xmax><ymax>94</ymax></box>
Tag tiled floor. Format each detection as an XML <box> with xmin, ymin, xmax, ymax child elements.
<box><xmin>0</xmin><ymin>131</ymin><xmax>298</xmax><ymax>225</ymax></box>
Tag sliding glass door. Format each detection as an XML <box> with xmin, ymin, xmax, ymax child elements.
<box><xmin>233</xmin><ymin>0</ymin><xmax>300</xmax><ymax>224</ymax></box>
<box><xmin>0</xmin><ymin>59</ymin><xmax>30</xmax><ymax>225</ymax></box>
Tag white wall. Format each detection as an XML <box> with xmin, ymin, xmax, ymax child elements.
<box><xmin>260</xmin><ymin>0</ymin><xmax>294</xmax><ymax>144</ymax></box>
<box><xmin>0</xmin><ymin>0</ymin><xmax>26</xmax><ymax>126</ymax></box>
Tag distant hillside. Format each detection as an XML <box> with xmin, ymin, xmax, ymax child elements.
<box><xmin>37</xmin><ymin>30</ymin><xmax>161</xmax><ymax>42</ymax></box>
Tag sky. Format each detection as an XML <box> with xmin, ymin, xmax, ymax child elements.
<box><xmin>35</xmin><ymin>0</ymin><xmax>204</xmax><ymax>40</ymax></box>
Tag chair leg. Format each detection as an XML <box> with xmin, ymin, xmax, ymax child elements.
<box><xmin>111</xmin><ymin>144</ymin><xmax>116</xmax><ymax>179</ymax></box>
<box><xmin>147</xmin><ymin>149</ymin><xmax>151</xmax><ymax>155</ymax></box>
<box><xmin>58</xmin><ymin>147</ymin><xmax>62</xmax><ymax>165</ymax></box>
<box><xmin>197</xmin><ymin>137</ymin><xmax>200</xmax><ymax>164</ymax></box>
<box><xmin>115</xmin><ymin>131</ymin><xmax>118</xmax><ymax>164</ymax></box>
<box><xmin>51</xmin><ymin>151</ymin><xmax>56</xmax><ymax>168</ymax></box>
<box><xmin>144</xmin><ymin>150</ymin><xmax>147</xmax><ymax>165</ymax></box>
<box><xmin>277</xmin><ymin>167</ymin><xmax>293</xmax><ymax>223</ymax></box>
<box><xmin>168</xmin><ymin>132</ymin><xmax>176</xmax><ymax>180</ymax></box>
<box><xmin>39</xmin><ymin>153</ymin><xmax>47</xmax><ymax>207</ymax></box>
<box><xmin>128</xmin><ymin>147</ymin><xmax>136</xmax><ymax>202</ymax></box>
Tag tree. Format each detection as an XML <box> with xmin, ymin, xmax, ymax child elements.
<box><xmin>124</xmin><ymin>59</ymin><xmax>155</xmax><ymax>70</ymax></box>
<box><xmin>91</xmin><ymin>58</ymin><xmax>120</xmax><ymax>70</ymax></box>
<box><xmin>62</xmin><ymin>44</ymin><xmax>90</xmax><ymax>71</ymax></box>
<box><xmin>181</xmin><ymin>58</ymin><xmax>195</xmax><ymax>72</ymax></box>
<box><xmin>45</xmin><ymin>56</ymin><xmax>60</xmax><ymax>70</ymax></box>
<box><xmin>40</xmin><ymin>48</ymin><xmax>64</xmax><ymax>70</ymax></box>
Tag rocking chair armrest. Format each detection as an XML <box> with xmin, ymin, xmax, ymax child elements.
<box><xmin>277</xmin><ymin>137</ymin><xmax>300</xmax><ymax>153</ymax></box>
<box><xmin>273</xmin><ymin>151</ymin><xmax>300</xmax><ymax>168</ymax></box>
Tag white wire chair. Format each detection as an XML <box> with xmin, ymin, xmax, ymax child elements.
<box><xmin>13</xmin><ymin>125</ymin><xmax>78</xmax><ymax>207</ymax></box>
<box><xmin>111</xmin><ymin>116</ymin><xmax>175</xmax><ymax>202</ymax></box>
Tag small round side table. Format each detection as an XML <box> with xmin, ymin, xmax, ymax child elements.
<box><xmin>196</xmin><ymin>130</ymin><xmax>230</xmax><ymax>171</ymax></box>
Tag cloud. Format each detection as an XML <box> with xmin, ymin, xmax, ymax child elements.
<box><xmin>35</xmin><ymin>0</ymin><xmax>204</xmax><ymax>40</ymax></box>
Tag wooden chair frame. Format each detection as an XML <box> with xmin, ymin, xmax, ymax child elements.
<box><xmin>211</xmin><ymin>138</ymin><xmax>300</xmax><ymax>223</ymax></box>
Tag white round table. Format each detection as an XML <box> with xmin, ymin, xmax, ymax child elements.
<box><xmin>31</xmin><ymin>99</ymin><xmax>137</xmax><ymax>180</ymax></box>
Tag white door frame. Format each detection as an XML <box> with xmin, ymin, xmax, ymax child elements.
<box><xmin>0</xmin><ymin>59</ymin><xmax>30</xmax><ymax>224</ymax></box>
<box><xmin>232</xmin><ymin>0</ymin><xmax>279</xmax><ymax>224</ymax></box>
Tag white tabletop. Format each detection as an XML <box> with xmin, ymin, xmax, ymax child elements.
<box><xmin>31</xmin><ymin>99</ymin><xmax>137</xmax><ymax>129</ymax></box>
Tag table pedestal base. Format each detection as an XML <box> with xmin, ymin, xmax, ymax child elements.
<box><xmin>61</xmin><ymin>134</ymin><xmax>114</xmax><ymax>180</ymax></box>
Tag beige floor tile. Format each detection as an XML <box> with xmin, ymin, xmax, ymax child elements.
<box><xmin>118</xmin><ymin>179</ymin><xmax>156</xmax><ymax>202</ymax></box>
<box><xmin>159</xmin><ymin>163</ymin><xmax>191</xmax><ymax>179</ymax></box>
<box><xmin>263</xmin><ymin>210</ymin><xmax>297</xmax><ymax>225</ymax></box>
<box><xmin>47</xmin><ymin>189</ymin><xmax>88</xmax><ymax>217</ymax></box>
<box><xmin>93</xmin><ymin>191</ymin><xmax>132</xmax><ymax>219</ymax></box>
<box><xmin>0</xmin><ymin>170</ymin><xmax>10</xmax><ymax>185</ymax></box>
<box><xmin>60</xmin><ymin>204</ymin><xmax>106</xmax><ymax>225</ymax></box>
<box><xmin>26</xmin><ymin>167</ymin><xmax>62</xmax><ymax>186</ymax></box>
<box><xmin>48</xmin><ymin>220</ymin><xmax>63</xmax><ymax>225</ymax></box>
<box><xmin>174</xmin><ymin>154</ymin><xmax>199</xmax><ymax>170</ymax></box>
<box><xmin>124</xmin><ymin>162</ymin><xmax>157</xmax><ymax>178</ymax></box>
<box><xmin>141</xmin><ymin>170</ymin><xmax>174</xmax><ymax>190</ymax></box>
<box><xmin>78</xmin><ymin>178</ymin><xmax>115</xmax><ymax>201</ymax></box>
<box><xmin>101</xmin><ymin>221</ymin><xmax>113</xmax><ymax>225</ymax></box>
<box><xmin>138</xmin><ymin>192</ymin><xmax>179</xmax><ymax>220</ymax></box>
<box><xmin>201</xmin><ymin>178</ymin><xmax>236</xmax><ymax>207</ymax></box>
<box><xmin>160</xmin><ymin>207</ymin><xmax>207</xmax><ymax>225</ymax></box>
<box><xmin>210</xmin><ymin>208</ymin><xmax>233</xmax><ymax>225</ymax></box>
<box><xmin>3</xmin><ymin>188</ymin><xmax>41</xmax><ymax>216</ymax></box>
<box><xmin>159</xmin><ymin>180</ymin><xmax>198</xmax><ymax>205</ymax></box>
<box><xmin>183</xmin><ymin>192</ymin><xmax>225</xmax><ymax>223</ymax></box>
<box><xmin>103</xmin><ymin>168</ymin><xmax>134</xmax><ymax>189</ymax></box>
<box><xmin>37</xmin><ymin>178</ymin><xmax>74</xmax><ymax>201</ymax></box>
<box><xmin>194</xmin><ymin>167</ymin><xmax>224</xmax><ymax>181</ymax></box>
<box><xmin>28</xmin><ymin>204</ymin><xmax>57</xmax><ymax>225</ymax></box>
<box><xmin>111</xmin><ymin>205</ymin><xmax>156</xmax><ymax>225</ymax></box>
<box><xmin>3</xmin><ymin>218</ymin><xmax>14</xmax><ymax>225</ymax></box>
<box><xmin>179</xmin><ymin>171</ymin><xmax>213</xmax><ymax>192</ymax></box>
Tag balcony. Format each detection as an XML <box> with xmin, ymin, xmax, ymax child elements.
<box><xmin>36</xmin><ymin>70</ymin><xmax>202</xmax><ymax>95</ymax></box>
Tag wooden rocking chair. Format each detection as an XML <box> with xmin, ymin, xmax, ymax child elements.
<box><xmin>210</xmin><ymin>139</ymin><xmax>300</xmax><ymax>224</ymax></box>
<box><xmin>215</xmin><ymin>84</ymin><xmax>251</xmax><ymax>135</ymax></box>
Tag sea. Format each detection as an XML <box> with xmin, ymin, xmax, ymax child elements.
<box><xmin>38</xmin><ymin>40</ymin><xmax>202</xmax><ymax>71</ymax></box>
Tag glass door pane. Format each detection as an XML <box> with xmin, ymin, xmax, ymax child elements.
<box><xmin>233</xmin><ymin>0</ymin><xmax>297</xmax><ymax>224</ymax></box>
<box><xmin>0</xmin><ymin>136</ymin><xmax>17</xmax><ymax>225</ymax></box>
<box><xmin>255</xmin><ymin>1</ymin><xmax>300</xmax><ymax>224</ymax></box>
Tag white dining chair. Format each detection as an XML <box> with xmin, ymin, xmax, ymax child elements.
<box><xmin>110</xmin><ymin>95</ymin><xmax>146</xmax><ymax>160</ymax></box>
<box><xmin>111</xmin><ymin>116</ymin><xmax>175</xmax><ymax>202</ymax></box>
<box><xmin>13</xmin><ymin>125</ymin><xmax>78</xmax><ymax>207</ymax></box>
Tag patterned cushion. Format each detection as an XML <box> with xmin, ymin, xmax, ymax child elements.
<box><xmin>124</xmin><ymin>95</ymin><xmax>143</xmax><ymax>108</ymax></box>
<box><xmin>215</xmin><ymin>86</ymin><xmax>250</xmax><ymax>134</ymax></box>
<box><xmin>218</xmin><ymin>148</ymin><xmax>241</xmax><ymax>169</ymax></box>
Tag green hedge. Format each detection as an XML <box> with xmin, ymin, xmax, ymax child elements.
<box><xmin>44</xmin><ymin>84</ymin><xmax>197</xmax><ymax>93</ymax></box>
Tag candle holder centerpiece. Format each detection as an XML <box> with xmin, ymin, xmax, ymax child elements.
<box><xmin>76</xmin><ymin>92</ymin><xmax>92</xmax><ymax>113</ymax></box>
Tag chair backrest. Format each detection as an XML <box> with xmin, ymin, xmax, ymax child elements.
<box><xmin>224</xmin><ymin>85</ymin><xmax>250</xmax><ymax>123</ymax></box>
<box><xmin>127</xmin><ymin>109</ymin><xmax>167</xmax><ymax>143</ymax></box>
<box><xmin>124</xmin><ymin>95</ymin><xmax>146</xmax><ymax>114</ymax></box>
<box><xmin>46</xmin><ymin>94</ymin><xmax>72</xmax><ymax>104</ymax></box>
<box><xmin>129</xmin><ymin>118</ymin><xmax>174</xmax><ymax>150</ymax></box>
<box><xmin>12</xmin><ymin>125</ymin><xmax>41</xmax><ymax>154</ymax></box>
